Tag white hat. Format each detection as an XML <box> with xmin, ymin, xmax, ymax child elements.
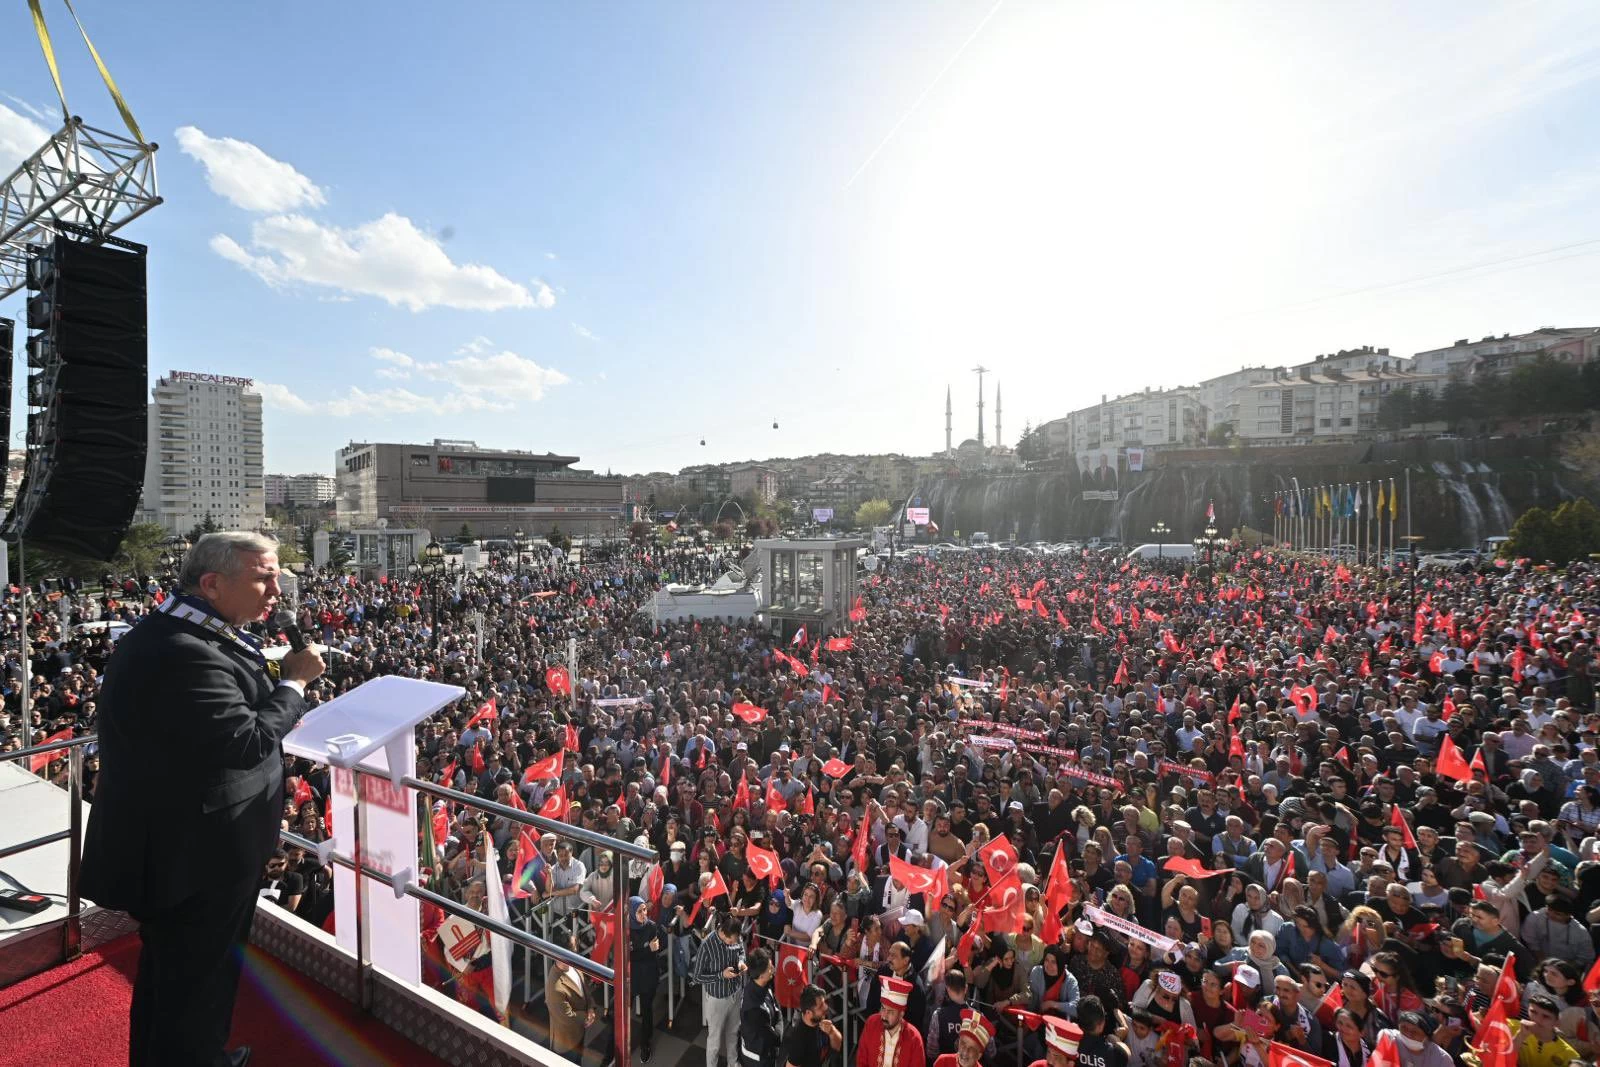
<box><xmin>1157</xmin><ymin>971</ymin><xmax>1183</xmax><ymax>995</ymax></box>
<box><xmin>902</xmin><ymin>909</ymin><xmax>925</xmax><ymax>927</ymax></box>
<box><xmin>1043</xmin><ymin>1019</ymin><xmax>1083</xmax><ymax>1057</ymax></box>
<box><xmin>880</xmin><ymin>976</ymin><xmax>912</xmax><ymax>1010</ymax></box>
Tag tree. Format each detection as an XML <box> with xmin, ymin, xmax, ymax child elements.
<box><xmin>186</xmin><ymin>513</ymin><xmax>222</xmax><ymax>543</ymax></box>
<box><xmin>1206</xmin><ymin>422</ymin><xmax>1235</xmax><ymax>446</ymax></box>
<box><xmin>546</xmin><ymin>527</ymin><xmax>571</xmax><ymax>552</ymax></box>
<box><xmin>1551</xmin><ymin>498</ymin><xmax>1600</xmax><ymax>562</ymax></box>
<box><xmin>457</xmin><ymin>523</ymin><xmax>474</xmax><ymax>542</ymax></box>
<box><xmin>112</xmin><ymin>523</ymin><xmax>170</xmax><ymax>579</ymax></box>
<box><xmin>1504</xmin><ymin>506</ymin><xmax>1557</xmax><ymax>561</ymax></box>
<box><xmin>275</xmin><ymin>539</ymin><xmax>306</xmax><ymax>567</ymax></box>
<box><xmin>854</xmin><ymin>499</ymin><xmax>893</xmax><ymax>529</ymax></box>
<box><xmin>1378</xmin><ymin>385</ymin><xmax>1415</xmax><ymax>430</ymax></box>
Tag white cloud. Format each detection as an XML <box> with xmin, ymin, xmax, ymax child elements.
<box><xmin>175</xmin><ymin>126</ymin><xmax>326</xmax><ymax>213</ymax></box>
<box><xmin>0</xmin><ymin>102</ymin><xmax>50</xmax><ymax>175</ymax></box>
<box><xmin>544</xmin><ymin>251</ymin><xmax>558</xmax><ymax>260</ymax></box>
<box><xmin>212</xmin><ymin>213</ymin><xmax>543</xmax><ymax>311</ymax></box>
<box><xmin>259</xmin><ymin>341</ymin><xmax>568</xmax><ymax>418</ymax></box>
<box><xmin>530</xmin><ymin>278</ymin><xmax>556</xmax><ymax>308</ymax></box>
<box><xmin>571</xmin><ymin>322</ymin><xmax>598</xmax><ymax>341</ymax></box>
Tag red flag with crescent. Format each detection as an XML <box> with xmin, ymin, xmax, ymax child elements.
<box><xmin>465</xmin><ymin>697</ymin><xmax>497</xmax><ymax>729</ymax></box>
<box><xmin>852</xmin><ymin>806</ymin><xmax>872</xmax><ymax>873</ymax></box>
<box><xmin>1041</xmin><ymin>843</ymin><xmax>1075</xmax><ymax>943</ymax></box>
<box><xmin>765</xmin><ymin>779</ymin><xmax>787</xmax><ymax>812</ymax></box>
<box><xmin>889</xmin><ymin>854</ymin><xmax>947</xmax><ymax>903</ymax></box>
<box><xmin>565</xmin><ymin>723</ymin><xmax>580</xmax><ymax>751</ymax></box>
<box><xmin>978</xmin><ymin>834</ymin><xmax>1018</xmax><ymax>883</ymax></box>
<box><xmin>978</xmin><ymin>871</ymin><xmax>1025</xmax><ymax>935</ymax></box>
<box><xmin>1267</xmin><ymin>1042</ymin><xmax>1334</xmax><ymax>1067</ymax></box>
<box><xmin>1436</xmin><ymin>734</ymin><xmax>1471</xmax><ymax>782</ymax></box>
<box><xmin>1389</xmin><ymin>804</ymin><xmax>1417</xmax><ymax>849</ymax></box>
<box><xmin>522</xmin><ymin>749</ymin><xmax>564</xmax><ymax>785</ymax></box>
<box><xmin>821</xmin><ymin>758</ymin><xmax>850</xmax><ymax>778</ymax></box>
<box><xmin>545</xmin><ymin>667</ymin><xmax>571</xmax><ymax>695</ymax></box>
<box><xmin>732</xmin><ymin>702</ymin><xmax>768</xmax><ymax>724</ymax></box>
<box><xmin>733</xmin><ymin>772</ymin><xmax>752</xmax><ymax>810</ymax></box>
<box><xmin>590</xmin><ymin>908</ymin><xmax>616</xmax><ymax>966</ymax></box>
<box><xmin>776</xmin><ymin>944</ymin><xmax>809</xmax><ymax>1009</ymax></box>
<box><xmin>688</xmin><ymin>868</ymin><xmax>730</xmax><ymax>924</ymax></box>
<box><xmin>825</xmin><ymin>636</ymin><xmax>854</xmax><ymax>652</ymax></box>
<box><xmin>747</xmin><ymin>843</ymin><xmax>783</xmax><ymax>885</ymax></box>
<box><xmin>539</xmin><ymin>785</ymin><xmax>567</xmax><ymax>821</ymax></box>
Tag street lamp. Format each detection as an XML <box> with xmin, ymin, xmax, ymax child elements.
<box><xmin>411</xmin><ymin>539</ymin><xmax>447</xmax><ymax>654</ymax></box>
<box><xmin>1151</xmin><ymin>521</ymin><xmax>1169</xmax><ymax>560</ymax></box>
<box><xmin>513</xmin><ymin>527</ymin><xmax>525</xmax><ymax>578</ymax></box>
<box><xmin>1192</xmin><ymin>523</ymin><xmax>1223</xmax><ymax>568</ymax></box>
<box><xmin>1401</xmin><ymin>534</ymin><xmax>1426</xmax><ymax>640</ymax></box>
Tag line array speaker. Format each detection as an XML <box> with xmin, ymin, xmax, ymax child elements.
<box><xmin>4</xmin><ymin>228</ymin><xmax>148</xmax><ymax>560</ymax></box>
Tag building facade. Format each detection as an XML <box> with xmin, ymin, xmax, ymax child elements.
<box><xmin>335</xmin><ymin>439</ymin><xmax>627</xmax><ymax>538</ymax></box>
<box><xmin>265</xmin><ymin>473</ymin><xmax>287</xmax><ymax>507</ymax></box>
<box><xmin>728</xmin><ymin>464</ymin><xmax>779</xmax><ymax>504</ymax></box>
<box><xmin>1060</xmin><ymin>387</ymin><xmax>1208</xmax><ymax>455</ymax></box>
<box><xmin>140</xmin><ymin>370</ymin><xmax>265</xmax><ymax>535</ymax></box>
<box><xmin>1236</xmin><ymin>364</ymin><xmax>1445</xmax><ymax>443</ymax></box>
<box><xmin>286</xmin><ymin>474</ymin><xmax>335</xmax><ymax>508</ymax></box>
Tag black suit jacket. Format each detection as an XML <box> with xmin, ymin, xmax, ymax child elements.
<box><xmin>80</xmin><ymin>610</ymin><xmax>307</xmax><ymax>916</ymax></box>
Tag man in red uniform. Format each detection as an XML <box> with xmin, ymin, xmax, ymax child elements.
<box><xmin>932</xmin><ymin>1009</ymin><xmax>993</xmax><ymax>1067</ymax></box>
<box><xmin>1031</xmin><ymin>1016</ymin><xmax>1083</xmax><ymax>1067</ymax></box>
<box><xmin>857</xmin><ymin>976</ymin><xmax>925</xmax><ymax>1067</ymax></box>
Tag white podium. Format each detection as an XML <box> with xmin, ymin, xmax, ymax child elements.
<box><xmin>283</xmin><ymin>675</ymin><xmax>466</xmax><ymax>985</ymax></box>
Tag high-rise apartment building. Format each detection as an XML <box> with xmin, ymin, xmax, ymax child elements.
<box><xmin>140</xmin><ymin>370</ymin><xmax>265</xmax><ymax>535</ymax></box>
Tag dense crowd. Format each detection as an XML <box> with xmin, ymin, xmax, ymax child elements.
<box><xmin>10</xmin><ymin>533</ymin><xmax>1600</xmax><ymax>1067</ymax></box>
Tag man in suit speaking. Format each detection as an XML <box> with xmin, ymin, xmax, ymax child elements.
<box><xmin>80</xmin><ymin>531</ymin><xmax>325</xmax><ymax>1066</ymax></box>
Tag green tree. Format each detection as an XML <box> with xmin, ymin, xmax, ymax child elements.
<box><xmin>854</xmin><ymin>498</ymin><xmax>893</xmax><ymax>529</ymax></box>
<box><xmin>1378</xmin><ymin>385</ymin><xmax>1415</xmax><ymax>430</ymax></box>
<box><xmin>1504</xmin><ymin>506</ymin><xmax>1556</xmax><ymax>561</ymax></box>
<box><xmin>112</xmin><ymin>523</ymin><xmax>170</xmax><ymax>579</ymax></box>
<box><xmin>275</xmin><ymin>539</ymin><xmax>306</xmax><ymax>567</ymax></box>
<box><xmin>1206</xmin><ymin>422</ymin><xmax>1235</xmax><ymax>446</ymax></box>
<box><xmin>546</xmin><ymin>527</ymin><xmax>571</xmax><ymax>552</ymax></box>
<box><xmin>1410</xmin><ymin>387</ymin><xmax>1440</xmax><ymax>425</ymax></box>
<box><xmin>1550</xmin><ymin>498</ymin><xmax>1600</xmax><ymax>562</ymax></box>
<box><xmin>185</xmin><ymin>513</ymin><xmax>222</xmax><ymax>543</ymax></box>
<box><xmin>457</xmin><ymin>523</ymin><xmax>474</xmax><ymax>541</ymax></box>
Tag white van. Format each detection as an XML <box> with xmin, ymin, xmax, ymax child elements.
<box><xmin>1123</xmin><ymin>543</ymin><xmax>1197</xmax><ymax>563</ymax></box>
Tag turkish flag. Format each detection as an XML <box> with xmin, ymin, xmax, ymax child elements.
<box><xmin>1041</xmin><ymin>844</ymin><xmax>1075</xmax><ymax>943</ymax></box>
<box><xmin>776</xmin><ymin>944</ymin><xmax>809</xmax><ymax>1009</ymax></box>
<box><xmin>1267</xmin><ymin>1042</ymin><xmax>1335</xmax><ymax>1067</ymax></box>
<box><xmin>1471</xmin><ymin>999</ymin><xmax>1517</xmax><ymax>1067</ymax></box>
<box><xmin>732</xmin><ymin>702</ymin><xmax>768</xmax><ymax>724</ymax></box>
<box><xmin>539</xmin><ymin>785</ymin><xmax>567</xmax><ymax>821</ymax></box>
<box><xmin>1113</xmin><ymin>659</ymin><xmax>1129</xmax><ymax>685</ymax></box>
<box><xmin>564</xmin><ymin>723</ymin><xmax>580</xmax><ymax>751</ymax></box>
<box><xmin>1389</xmin><ymin>804</ymin><xmax>1417</xmax><ymax>849</ymax></box>
<box><xmin>765</xmin><ymin>780</ymin><xmax>787</xmax><ymax>812</ymax></box>
<box><xmin>978</xmin><ymin>871</ymin><xmax>1025</xmax><ymax>935</ymax></box>
<box><xmin>1436</xmin><ymin>735</ymin><xmax>1472</xmax><ymax>782</ymax></box>
<box><xmin>688</xmin><ymin>868</ymin><xmax>730</xmax><ymax>924</ymax></box>
<box><xmin>1491</xmin><ymin>954</ymin><xmax>1519</xmax><ymax>1017</ymax></box>
<box><xmin>28</xmin><ymin>728</ymin><xmax>73</xmax><ymax>773</ymax></box>
<box><xmin>747</xmin><ymin>843</ymin><xmax>783</xmax><ymax>885</ymax></box>
<box><xmin>733</xmin><ymin>772</ymin><xmax>752</xmax><ymax>810</ymax></box>
<box><xmin>643</xmin><ymin>863</ymin><xmax>665</xmax><ymax>914</ymax></box>
<box><xmin>1442</xmin><ymin>695</ymin><xmax>1458</xmax><ymax>720</ymax></box>
<box><xmin>1470</xmin><ymin>746</ymin><xmax>1487</xmax><ymax>776</ymax></box>
<box><xmin>545</xmin><ymin>667</ymin><xmax>571</xmax><ymax>695</ymax></box>
<box><xmin>465</xmin><ymin>697</ymin><xmax>497</xmax><ymax>729</ymax></box>
<box><xmin>852</xmin><ymin>806</ymin><xmax>871</xmax><ymax>874</ymax></box>
<box><xmin>796</xmin><ymin>785</ymin><xmax>814</xmax><ymax>816</ymax></box>
<box><xmin>979</xmin><ymin>835</ymin><xmax>1019</xmax><ymax>883</ymax></box>
<box><xmin>1162</xmin><ymin>857</ymin><xmax>1229</xmax><ymax>879</ymax></box>
<box><xmin>825</xmin><ymin>636</ymin><xmax>854</xmax><ymax>652</ymax></box>
<box><xmin>521</xmin><ymin>751</ymin><xmax>566</xmax><ymax>783</ymax></box>
<box><xmin>890</xmin><ymin>855</ymin><xmax>947</xmax><ymax>902</ymax></box>
<box><xmin>1583</xmin><ymin>954</ymin><xmax>1600</xmax><ymax>993</ymax></box>
<box><xmin>1229</xmin><ymin>733</ymin><xmax>1245</xmax><ymax>758</ymax></box>
<box><xmin>1313</xmin><ymin>980</ymin><xmax>1343</xmax><ymax>1027</ymax></box>
<box><xmin>470</xmin><ymin>742</ymin><xmax>485</xmax><ymax>775</ymax></box>
<box><xmin>590</xmin><ymin>908</ymin><xmax>616</xmax><ymax>966</ymax></box>
<box><xmin>293</xmin><ymin>777</ymin><xmax>313</xmax><ymax>809</ymax></box>
<box><xmin>821</xmin><ymin>758</ymin><xmax>851</xmax><ymax>778</ymax></box>
<box><xmin>956</xmin><ymin>919</ymin><xmax>983</xmax><ymax>966</ymax></box>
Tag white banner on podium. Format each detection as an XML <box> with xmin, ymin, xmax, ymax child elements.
<box><xmin>284</xmin><ymin>675</ymin><xmax>466</xmax><ymax>986</ymax></box>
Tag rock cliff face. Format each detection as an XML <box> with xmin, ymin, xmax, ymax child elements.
<box><xmin>916</xmin><ymin>438</ymin><xmax>1576</xmax><ymax>548</ymax></box>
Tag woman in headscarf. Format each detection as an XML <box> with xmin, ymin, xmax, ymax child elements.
<box><xmin>629</xmin><ymin>894</ymin><xmax>665</xmax><ymax>1061</ymax></box>
<box><xmin>1231</xmin><ymin>882</ymin><xmax>1284</xmax><ymax>941</ymax></box>
<box><xmin>1030</xmin><ymin>944</ymin><xmax>1081</xmax><ymax>1018</ymax></box>
<box><xmin>759</xmin><ymin>886</ymin><xmax>792</xmax><ymax>944</ymax></box>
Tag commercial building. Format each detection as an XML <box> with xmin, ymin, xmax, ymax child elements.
<box><xmin>139</xmin><ymin>370</ymin><xmax>265</xmax><ymax>535</ymax></box>
<box><xmin>335</xmin><ymin>439</ymin><xmax>627</xmax><ymax>538</ymax></box>
<box><xmin>728</xmin><ymin>464</ymin><xmax>779</xmax><ymax>504</ymax></box>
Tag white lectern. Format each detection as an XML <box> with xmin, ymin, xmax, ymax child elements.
<box><xmin>283</xmin><ymin>675</ymin><xmax>466</xmax><ymax>985</ymax></box>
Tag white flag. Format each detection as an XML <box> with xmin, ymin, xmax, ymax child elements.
<box><xmin>923</xmin><ymin>935</ymin><xmax>948</xmax><ymax>986</ymax></box>
<box><xmin>484</xmin><ymin>838</ymin><xmax>513</xmax><ymax>1018</ymax></box>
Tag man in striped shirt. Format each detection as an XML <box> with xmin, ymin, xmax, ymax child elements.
<box><xmin>695</xmin><ymin>914</ymin><xmax>747</xmax><ymax>1067</ymax></box>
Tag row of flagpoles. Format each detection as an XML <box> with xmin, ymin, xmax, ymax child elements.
<box><xmin>1269</xmin><ymin>474</ymin><xmax>1408</xmax><ymax>561</ymax></box>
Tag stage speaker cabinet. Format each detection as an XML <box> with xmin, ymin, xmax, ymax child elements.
<box><xmin>0</xmin><ymin>318</ymin><xmax>11</xmax><ymax>483</ymax></box>
<box><xmin>4</xmin><ymin>231</ymin><xmax>148</xmax><ymax>560</ymax></box>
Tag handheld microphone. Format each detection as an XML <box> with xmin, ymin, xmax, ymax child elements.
<box><xmin>273</xmin><ymin>611</ymin><xmax>308</xmax><ymax>653</ymax></box>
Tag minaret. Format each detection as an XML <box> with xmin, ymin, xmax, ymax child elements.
<box><xmin>944</xmin><ymin>386</ymin><xmax>953</xmax><ymax>457</ymax></box>
<box><xmin>973</xmin><ymin>365</ymin><xmax>988</xmax><ymax>447</ymax></box>
<box><xmin>995</xmin><ymin>383</ymin><xmax>1003</xmax><ymax>448</ymax></box>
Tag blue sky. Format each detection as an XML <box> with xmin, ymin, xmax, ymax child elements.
<box><xmin>3</xmin><ymin>1</ymin><xmax>1600</xmax><ymax>476</ymax></box>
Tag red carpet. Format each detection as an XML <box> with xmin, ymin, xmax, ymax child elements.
<box><xmin>0</xmin><ymin>934</ymin><xmax>451</xmax><ymax>1066</ymax></box>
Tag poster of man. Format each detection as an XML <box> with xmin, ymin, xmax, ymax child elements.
<box><xmin>1075</xmin><ymin>449</ymin><xmax>1119</xmax><ymax>487</ymax></box>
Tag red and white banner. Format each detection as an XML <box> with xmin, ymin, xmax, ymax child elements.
<box><xmin>1157</xmin><ymin>760</ymin><xmax>1215</xmax><ymax>784</ymax></box>
<box><xmin>1083</xmin><ymin>904</ymin><xmax>1179</xmax><ymax>959</ymax></box>
<box><xmin>968</xmin><ymin>736</ymin><xmax>1015</xmax><ymax>751</ymax></box>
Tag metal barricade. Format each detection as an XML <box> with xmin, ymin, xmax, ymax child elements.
<box><xmin>283</xmin><ymin>772</ymin><xmax>655</xmax><ymax>1066</ymax></box>
<box><xmin>0</xmin><ymin>734</ymin><xmax>93</xmax><ymax>966</ymax></box>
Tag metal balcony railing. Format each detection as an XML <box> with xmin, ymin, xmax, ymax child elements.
<box><xmin>0</xmin><ymin>733</ymin><xmax>92</xmax><ymax>963</ymax></box>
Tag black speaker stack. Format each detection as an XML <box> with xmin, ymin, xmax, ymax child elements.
<box><xmin>4</xmin><ymin>223</ymin><xmax>149</xmax><ymax>560</ymax></box>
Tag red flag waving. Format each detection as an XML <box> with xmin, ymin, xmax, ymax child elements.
<box><xmin>825</xmin><ymin>636</ymin><xmax>854</xmax><ymax>652</ymax></box>
<box><xmin>1369</xmin><ymin>1029</ymin><xmax>1404</xmax><ymax>1067</ymax></box>
<box><xmin>1435</xmin><ymin>734</ymin><xmax>1472</xmax><ymax>782</ymax></box>
<box><xmin>889</xmin><ymin>854</ymin><xmax>948</xmax><ymax>903</ymax></box>
<box><xmin>545</xmin><ymin>667</ymin><xmax>571</xmax><ymax>695</ymax></box>
<box><xmin>539</xmin><ymin>785</ymin><xmax>568</xmax><ymax>821</ymax></box>
<box><xmin>1389</xmin><ymin>804</ymin><xmax>1417</xmax><ymax>849</ymax></box>
<box><xmin>852</xmin><ymin>806</ymin><xmax>872</xmax><ymax>874</ymax></box>
<box><xmin>1041</xmin><ymin>844</ymin><xmax>1075</xmax><ymax>944</ymax></box>
<box><xmin>775</xmin><ymin>944</ymin><xmax>810</xmax><ymax>1009</ymax></box>
<box><xmin>765</xmin><ymin>779</ymin><xmax>787</xmax><ymax>812</ymax></box>
<box><xmin>821</xmin><ymin>757</ymin><xmax>851</xmax><ymax>778</ymax></box>
<box><xmin>564</xmin><ymin>722</ymin><xmax>580</xmax><ymax>751</ymax></box>
<box><xmin>1583</xmin><ymin>954</ymin><xmax>1600</xmax><ymax>993</ymax></box>
<box><xmin>1471</xmin><ymin>998</ymin><xmax>1517</xmax><ymax>1067</ymax></box>
<box><xmin>522</xmin><ymin>749</ymin><xmax>565</xmax><ymax>785</ymax></box>
<box><xmin>1267</xmin><ymin>1042</ymin><xmax>1335</xmax><ymax>1067</ymax></box>
<box><xmin>747</xmin><ymin>843</ymin><xmax>783</xmax><ymax>885</ymax></box>
<box><xmin>465</xmin><ymin>697</ymin><xmax>497</xmax><ymax>729</ymax></box>
<box><xmin>733</xmin><ymin>772</ymin><xmax>752</xmax><ymax>810</ymax></box>
<box><xmin>979</xmin><ymin>834</ymin><xmax>1019</xmax><ymax>883</ymax></box>
<box><xmin>688</xmin><ymin>868</ymin><xmax>730</xmax><ymax>924</ymax></box>
<box><xmin>978</xmin><ymin>871</ymin><xmax>1026</xmax><ymax>935</ymax></box>
<box><xmin>590</xmin><ymin>908</ymin><xmax>617</xmax><ymax>966</ymax></box>
<box><xmin>28</xmin><ymin>728</ymin><xmax>73</xmax><ymax>773</ymax></box>
<box><xmin>732</xmin><ymin>701</ymin><xmax>768</xmax><ymax>724</ymax></box>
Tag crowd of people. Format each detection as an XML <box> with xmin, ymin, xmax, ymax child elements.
<box><xmin>10</xmin><ymin>529</ymin><xmax>1600</xmax><ymax>1067</ymax></box>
